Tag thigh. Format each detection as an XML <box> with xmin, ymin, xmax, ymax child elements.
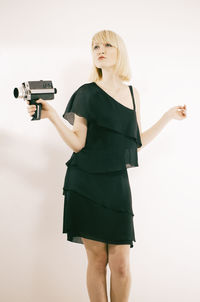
<box><xmin>81</xmin><ymin>237</ymin><xmax>108</xmax><ymax>264</ymax></box>
<box><xmin>108</xmin><ymin>244</ymin><xmax>130</xmax><ymax>273</ymax></box>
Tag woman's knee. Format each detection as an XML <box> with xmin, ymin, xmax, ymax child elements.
<box><xmin>108</xmin><ymin>244</ymin><xmax>130</xmax><ymax>277</ymax></box>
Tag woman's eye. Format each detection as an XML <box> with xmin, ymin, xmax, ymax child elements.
<box><xmin>94</xmin><ymin>43</ymin><xmax>112</xmax><ymax>49</ymax></box>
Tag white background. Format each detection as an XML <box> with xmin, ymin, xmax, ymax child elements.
<box><xmin>0</xmin><ymin>0</ymin><xmax>200</xmax><ymax>301</ymax></box>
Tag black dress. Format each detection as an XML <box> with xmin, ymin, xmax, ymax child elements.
<box><xmin>62</xmin><ymin>82</ymin><xmax>142</xmax><ymax>248</ymax></box>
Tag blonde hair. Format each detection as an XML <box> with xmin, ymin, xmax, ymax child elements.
<box><xmin>88</xmin><ymin>29</ymin><xmax>132</xmax><ymax>83</ymax></box>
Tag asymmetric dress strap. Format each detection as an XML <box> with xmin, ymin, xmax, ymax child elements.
<box><xmin>128</xmin><ymin>85</ymin><xmax>136</xmax><ymax>110</ymax></box>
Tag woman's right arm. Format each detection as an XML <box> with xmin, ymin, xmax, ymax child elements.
<box><xmin>49</xmin><ymin>111</ymin><xmax>87</xmax><ymax>153</ymax></box>
<box><xmin>27</xmin><ymin>99</ymin><xmax>87</xmax><ymax>153</ymax></box>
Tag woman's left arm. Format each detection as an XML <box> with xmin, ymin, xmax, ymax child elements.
<box><xmin>133</xmin><ymin>87</ymin><xmax>187</xmax><ymax>151</ymax></box>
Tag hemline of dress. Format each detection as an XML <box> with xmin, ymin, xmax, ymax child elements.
<box><xmin>63</xmin><ymin>231</ymin><xmax>134</xmax><ymax>248</ymax></box>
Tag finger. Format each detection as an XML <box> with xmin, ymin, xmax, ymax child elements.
<box><xmin>28</xmin><ymin>110</ymin><xmax>35</xmax><ymax>116</ymax></box>
<box><xmin>28</xmin><ymin>107</ymin><xmax>36</xmax><ymax>112</ymax></box>
<box><xmin>28</xmin><ymin>110</ymin><xmax>36</xmax><ymax>115</ymax></box>
<box><xmin>181</xmin><ymin>104</ymin><xmax>187</xmax><ymax>109</ymax></box>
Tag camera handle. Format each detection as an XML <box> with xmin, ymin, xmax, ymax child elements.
<box><xmin>30</xmin><ymin>99</ymin><xmax>42</xmax><ymax>121</ymax></box>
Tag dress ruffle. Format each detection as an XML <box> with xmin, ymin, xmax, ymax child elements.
<box><xmin>63</xmin><ymin>190</ymin><xmax>135</xmax><ymax>247</ymax></box>
<box><xmin>63</xmin><ymin>83</ymin><xmax>142</xmax><ymax>173</ymax></box>
<box><xmin>64</xmin><ymin>123</ymin><xmax>141</xmax><ymax>174</ymax></box>
<box><xmin>63</xmin><ymin>83</ymin><xmax>142</xmax><ymax>144</ymax></box>
<box><xmin>63</xmin><ymin>166</ymin><xmax>134</xmax><ymax>216</ymax></box>
<box><xmin>65</xmin><ymin>141</ymin><xmax>139</xmax><ymax>173</ymax></box>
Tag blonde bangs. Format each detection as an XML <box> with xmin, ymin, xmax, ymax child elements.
<box><xmin>91</xmin><ymin>30</ymin><xmax>119</xmax><ymax>49</ymax></box>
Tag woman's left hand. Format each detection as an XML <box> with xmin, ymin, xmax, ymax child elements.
<box><xmin>165</xmin><ymin>104</ymin><xmax>187</xmax><ymax>121</ymax></box>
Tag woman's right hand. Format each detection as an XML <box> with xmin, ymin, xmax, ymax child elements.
<box><xmin>26</xmin><ymin>99</ymin><xmax>57</xmax><ymax>120</ymax></box>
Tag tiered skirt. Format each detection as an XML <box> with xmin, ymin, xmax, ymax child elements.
<box><xmin>62</xmin><ymin>165</ymin><xmax>136</xmax><ymax>248</ymax></box>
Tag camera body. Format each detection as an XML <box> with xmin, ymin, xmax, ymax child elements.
<box><xmin>13</xmin><ymin>80</ymin><xmax>57</xmax><ymax>120</ymax></box>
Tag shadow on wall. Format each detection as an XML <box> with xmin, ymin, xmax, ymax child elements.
<box><xmin>0</xmin><ymin>129</ymin><xmax>86</xmax><ymax>302</ymax></box>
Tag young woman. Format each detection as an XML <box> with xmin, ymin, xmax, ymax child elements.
<box><xmin>27</xmin><ymin>30</ymin><xmax>187</xmax><ymax>302</ymax></box>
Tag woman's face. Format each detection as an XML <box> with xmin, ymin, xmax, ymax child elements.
<box><xmin>92</xmin><ymin>41</ymin><xmax>118</xmax><ymax>70</ymax></box>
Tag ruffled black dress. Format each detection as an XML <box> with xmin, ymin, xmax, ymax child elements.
<box><xmin>62</xmin><ymin>82</ymin><xmax>142</xmax><ymax>248</ymax></box>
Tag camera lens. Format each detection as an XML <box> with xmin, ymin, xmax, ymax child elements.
<box><xmin>13</xmin><ymin>88</ymin><xmax>19</xmax><ymax>98</ymax></box>
<box><xmin>13</xmin><ymin>86</ymin><xmax>26</xmax><ymax>99</ymax></box>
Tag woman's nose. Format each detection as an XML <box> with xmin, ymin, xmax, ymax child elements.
<box><xmin>98</xmin><ymin>45</ymin><xmax>105</xmax><ymax>52</ymax></box>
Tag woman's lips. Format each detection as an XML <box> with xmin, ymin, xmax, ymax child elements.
<box><xmin>98</xmin><ymin>57</ymin><xmax>106</xmax><ymax>60</ymax></box>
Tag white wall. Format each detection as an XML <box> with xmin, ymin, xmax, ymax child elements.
<box><xmin>0</xmin><ymin>0</ymin><xmax>199</xmax><ymax>301</ymax></box>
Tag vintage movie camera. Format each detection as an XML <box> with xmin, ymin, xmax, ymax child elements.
<box><xmin>13</xmin><ymin>80</ymin><xmax>57</xmax><ymax>120</ymax></box>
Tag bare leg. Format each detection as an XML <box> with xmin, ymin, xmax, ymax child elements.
<box><xmin>81</xmin><ymin>237</ymin><xmax>109</xmax><ymax>302</ymax></box>
<box><xmin>110</xmin><ymin>267</ymin><xmax>131</xmax><ymax>302</ymax></box>
<box><xmin>108</xmin><ymin>244</ymin><xmax>131</xmax><ymax>302</ymax></box>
